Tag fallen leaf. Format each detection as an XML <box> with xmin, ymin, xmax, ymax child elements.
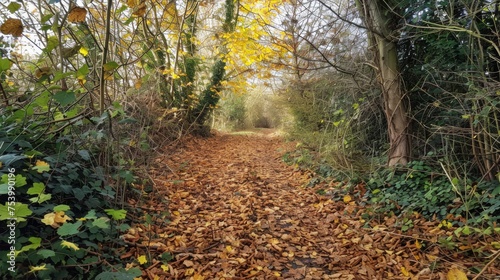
<box><xmin>415</xmin><ymin>239</ymin><xmax>422</xmax><ymax>249</ymax></box>
<box><xmin>446</xmin><ymin>267</ymin><xmax>467</xmax><ymax>280</ymax></box>
<box><xmin>137</xmin><ymin>255</ymin><xmax>148</xmax><ymax>265</ymax></box>
<box><xmin>401</xmin><ymin>266</ymin><xmax>410</xmax><ymax>277</ymax></box>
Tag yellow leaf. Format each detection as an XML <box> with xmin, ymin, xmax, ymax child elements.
<box><xmin>134</xmin><ymin>80</ymin><xmax>142</xmax><ymax>89</ymax></box>
<box><xmin>178</xmin><ymin>191</ymin><xmax>190</xmax><ymax>198</ymax></box>
<box><xmin>34</xmin><ymin>67</ymin><xmax>52</xmax><ymax>79</ymax></box>
<box><xmin>41</xmin><ymin>212</ymin><xmax>57</xmax><ymax>227</ymax></box>
<box><xmin>225</xmin><ymin>245</ymin><xmax>234</xmax><ymax>254</ymax></box>
<box><xmin>441</xmin><ymin>220</ymin><xmax>452</xmax><ymax>229</ymax></box>
<box><xmin>446</xmin><ymin>268</ymin><xmax>468</xmax><ymax>280</ymax></box>
<box><xmin>54</xmin><ymin>211</ymin><xmax>72</xmax><ymax>224</ymax></box>
<box><xmin>79</xmin><ymin>47</ymin><xmax>88</xmax><ymax>56</ymax></box>
<box><xmin>0</xmin><ymin>18</ymin><xmax>23</xmax><ymax>37</ymax></box>
<box><xmin>269</xmin><ymin>238</ymin><xmax>280</xmax><ymax>245</ymax></box>
<box><xmin>343</xmin><ymin>195</ymin><xmax>352</xmax><ymax>203</ymax></box>
<box><xmin>153</xmin><ymin>276</ymin><xmax>160</xmax><ymax>280</ymax></box>
<box><xmin>61</xmin><ymin>240</ymin><xmax>80</xmax><ymax>251</ymax></box>
<box><xmin>401</xmin><ymin>266</ymin><xmax>410</xmax><ymax>277</ymax></box>
<box><xmin>192</xmin><ymin>273</ymin><xmax>204</xmax><ymax>280</ymax></box>
<box><xmin>29</xmin><ymin>264</ymin><xmax>48</xmax><ymax>272</ymax></box>
<box><xmin>34</xmin><ymin>160</ymin><xmax>50</xmax><ymax>173</ymax></box>
<box><xmin>185</xmin><ymin>268</ymin><xmax>194</xmax><ymax>276</ymax></box>
<box><xmin>161</xmin><ymin>264</ymin><xmax>169</xmax><ymax>272</ymax></box>
<box><xmin>68</xmin><ymin>7</ymin><xmax>87</xmax><ymax>23</ymax></box>
<box><xmin>137</xmin><ymin>255</ymin><xmax>148</xmax><ymax>265</ymax></box>
<box><xmin>415</xmin><ymin>239</ymin><xmax>422</xmax><ymax>249</ymax></box>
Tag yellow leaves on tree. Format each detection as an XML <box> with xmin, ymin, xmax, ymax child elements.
<box><xmin>68</xmin><ymin>6</ymin><xmax>87</xmax><ymax>23</ymax></box>
<box><xmin>128</xmin><ymin>0</ymin><xmax>147</xmax><ymax>17</ymax></box>
<box><xmin>223</xmin><ymin>25</ymin><xmax>275</xmax><ymax>67</ymax></box>
<box><xmin>1</xmin><ymin>18</ymin><xmax>23</xmax><ymax>37</ymax></box>
<box><xmin>162</xmin><ymin>67</ymin><xmax>181</xmax><ymax>79</ymax></box>
<box><xmin>79</xmin><ymin>47</ymin><xmax>89</xmax><ymax>57</ymax></box>
<box><xmin>220</xmin><ymin>0</ymin><xmax>288</xmax><ymax>95</ymax></box>
<box><xmin>162</xmin><ymin>1</ymin><xmax>180</xmax><ymax>31</ymax></box>
<box><xmin>41</xmin><ymin>211</ymin><xmax>72</xmax><ymax>228</ymax></box>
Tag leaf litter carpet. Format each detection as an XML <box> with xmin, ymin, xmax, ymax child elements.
<box><xmin>131</xmin><ymin>131</ymin><xmax>499</xmax><ymax>280</ymax></box>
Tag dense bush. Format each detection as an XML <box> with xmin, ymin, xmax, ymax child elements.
<box><xmin>0</xmin><ymin>105</ymin><xmax>143</xmax><ymax>279</ymax></box>
<box><xmin>0</xmin><ymin>55</ymin><xmax>148</xmax><ymax>278</ymax></box>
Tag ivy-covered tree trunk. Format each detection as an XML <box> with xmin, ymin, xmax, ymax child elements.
<box><xmin>356</xmin><ymin>0</ymin><xmax>410</xmax><ymax>166</ymax></box>
<box><xmin>188</xmin><ymin>0</ymin><xmax>236</xmax><ymax>129</ymax></box>
<box><xmin>189</xmin><ymin>60</ymin><xmax>226</xmax><ymax>126</ymax></box>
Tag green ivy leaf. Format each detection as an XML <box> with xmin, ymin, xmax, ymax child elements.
<box><xmin>95</xmin><ymin>268</ymin><xmax>142</xmax><ymax>280</ymax></box>
<box><xmin>119</xmin><ymin>170</ymin><xmax>135</xmax><ymax>183</ymax></box>
<box><xmin>92</xmin><ymin>217</ymin><xmax>110</xmax><ymax>229</ymax></box>
<box><xmin>462</xmin><ymin>225</ymin><xmax>471</xmax><ymax>235</ymax></box>
<box><xmin>41</xmin><ymin>14</ymin><xmax>54</xmax><ymax>24</ymax></box>
<box><xmin>72</xmin><ymin>188</ymin><xmax>85</xmax><ymax>201</ymax></box>
<box><xmin>103</xmin><ymin>61</ymin><xmax>119</xmax><ymax>71</ymax></box>
<box><xmin>45</xmin><ymin>36</ymin><xmax>59</xmax><ymax>53</ymax></box>
<box><xmin>37</xmin><ymin>249</ymin><xmax>56</xmax><ymax>258</ymax></box>
<box><xmin>16</xmin><ymin>237</ymin><xmax>42</xmax><ymax>255</ymax></box>
<box><xmin>29</xmin><ymin>193</ymin><xmax>52</xmax><ymax>204</ymax></box>
<box><xmin>57</xmin><ymin>220</ymin><xmax>82</xmax><ymax>236</ymax></box>
<box><xmin>34</xmin><ymin>91</ymin><xmax>51</xmax><ymax>108</ymax></box>
<box><xmin>7</xmin><ymin>2</ymin><xmax>21</xmax><ymax>13</ymax></box>
<box><xmin>84</xmin><ymin>209</ymin><xmax>97</xmax><ymax>219</ymax></box>
<box><xmin>0</xmin><ymin>173</ymin><xmax>27</xmax><ymax>194</ymax></box>
<box><xmin>105</xmin><ymin>209</ymin><xmax>127</xmax><ymax>220</ymax></box>
<box><xmin>53</xmin><ymin>91</ymin><xmax>76</xmax><ymax>106</ymax></box>
<box><xmin>27</xmin><ymin>182</ymin><xmax>45</xmax><ymax>195</ymax></box>
<box><xmin>0</xmin><ymin>58</ymin><xmax>12</xmax><ymax>72</ymax></box>
<box><xmin>0</xmin><ymin>202</ymin><xmax>33</xmax><ymax>222</ymax></box>
<box><xmin>53</xmin><ymin>204</ymin><xmax>70</xmax><ymax>212</ymax></box>
<box><xmin>76</xmin><ymin>64</ymin><xmax>89</xmax><ymax>79</ymax></box>
<box><xmin>0</xmin><ymin>154</ymin><xmax>26</xmax><ymax>166</ymax></box>
<box><xmin>78</xmin><ymin>150</ymin><xmax>91</xmax><ymax>161</ymax></box>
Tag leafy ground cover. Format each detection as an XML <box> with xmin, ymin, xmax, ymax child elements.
<box><xmin>125</xmin><ymin>130</ymin><xmax>499</xmax><ymax>279</ymax></box>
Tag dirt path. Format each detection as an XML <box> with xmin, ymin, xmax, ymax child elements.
<box><xmin>134</xmin><ymin>132</ymin><xmax>498</xmax><ymax>279</ymax></box>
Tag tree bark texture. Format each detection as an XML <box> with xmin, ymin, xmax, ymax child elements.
<box><xmin>357</xmin><ymin>0</ymin><xmax>410</xmax><ymax>166</ymax></box>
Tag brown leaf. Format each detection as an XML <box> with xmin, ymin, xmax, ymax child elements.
<box><xmin>132</xmin><ymin>2</ymin><xmax>147</xmax><ymax>17</ymax></box>
<box><xmin>68</xmin><ymin>7</ymin><xmax>87</xmax><ymax>23</ymax></box>
<box><xmin>1</xmin><ymin>18</ymin><xmax>23</xmax><ymax>37</ymax></box>
<box><xmin>35</xmin><ymin>67</ymin><xmax>52</xmax><ymax>79</ymax></box>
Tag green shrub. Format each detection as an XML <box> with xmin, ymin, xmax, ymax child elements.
<box><xmin>365</xmin><ymin>161</ymin><xmax>500</xmax><ymax>228</ymax></box>
<box><xmin>0</xmin><ymin>108</ymin><xmax>140</xmax><ymax>279</ymax></box>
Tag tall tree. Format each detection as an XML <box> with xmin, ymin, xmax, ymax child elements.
<box><xmin>355</xmin><ymin>0</ymin><xmax>410</xmax><ymax>166</ymax></box>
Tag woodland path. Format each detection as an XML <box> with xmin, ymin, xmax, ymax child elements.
<box><xmin>131</xmin><ymin>130</ymin><xmax>499</xmax><ymax>280</ymax></box>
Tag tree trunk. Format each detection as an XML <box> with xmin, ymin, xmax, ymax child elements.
<box><xmin>357</xmin><ymin>0</ymin><xmax>410</xmax><ymax>166</ymax></box>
